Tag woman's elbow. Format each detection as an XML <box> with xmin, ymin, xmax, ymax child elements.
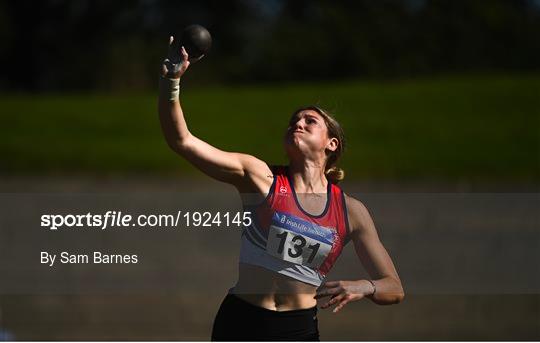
<box><xmin>373</xmin><ymin>291</ymin><xmax>404</xmax><ymax>305</ymax></box>
<box><xmin>391</xmin><ymin>277</ymin><xmax>405</xmax><ymax>304</ymax></box>
<box><xmin>374</xmin><ymin>278</ymin><xmax>405</xmax><ymax>305</ymax></box>
<box><xmin>165</xmin><ymin>134</ymin><xmax>192</xmax><ymax>155</ymax></box>
<box><xmin>166</xmin><ymin>139</ymin><xmax>180</xmax><ymax>153</ymax></box>
<box><xmin>392</xmin><ymin>281</ymin><xmax>405</xmax><ymax>304</ymax></box>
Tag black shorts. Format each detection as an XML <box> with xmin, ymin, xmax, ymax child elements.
<box><xmin>211</xmin><ymin>293</ymin><xmax>319</xmax><ymax>341</ymax></box>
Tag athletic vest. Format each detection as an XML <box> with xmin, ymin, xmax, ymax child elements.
<box><xmin>239</xmin><ymin>166</ymin><xmax>349</xmax><ymax>286</ymax></box>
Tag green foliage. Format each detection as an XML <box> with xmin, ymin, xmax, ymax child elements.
<box><xmin>2</xmin><ymin>1</ymin><xmax>539</xmax><ymax>90</ymax></box>
<box><xmin>1</xmin><ymin>74</ymin><xmax>538</xmax><ymax>181</ymax></box>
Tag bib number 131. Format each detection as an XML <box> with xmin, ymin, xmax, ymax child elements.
<box><xmin>266</xmin><ymin>225</ymin><xmax>332</xmax><ymax>268</ymax></box>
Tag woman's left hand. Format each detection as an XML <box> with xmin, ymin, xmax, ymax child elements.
<box><xmin>315</xmin><ymin>280</ymin><xmax>374</xmax><ymax>313</ymax></box>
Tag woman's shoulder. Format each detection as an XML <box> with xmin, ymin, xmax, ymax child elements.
<box><xmin>342</xmin><ymin>193</ymin><xmax>375</xmax><ymax>234</ymax></box>
<box><xmin>342</xmin><ymin>192</ymin><xmax>369</xmax><ymax>213</ymax></box>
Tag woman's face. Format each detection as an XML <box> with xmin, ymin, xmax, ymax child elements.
<box><xmin>284</xmin><ymin>109</ymin><xmax>338</xmax><ymax>159</ymax></box>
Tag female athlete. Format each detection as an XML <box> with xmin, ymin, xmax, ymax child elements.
<box><xmin>159</xmin><ymin>39</ymin><xmax>404</xmax><ymax>341</ymax></box>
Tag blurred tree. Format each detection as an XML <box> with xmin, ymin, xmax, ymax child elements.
<box><xmin>0</xmin><ymin>0</ymin><xmax>538</xmax><ymax>91</ymax></box>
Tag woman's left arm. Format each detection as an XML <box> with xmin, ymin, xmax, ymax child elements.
<box><xmin>316</xmin><ymin>194</ymin><xmax>404</xmax><ymax>312</ymax></box>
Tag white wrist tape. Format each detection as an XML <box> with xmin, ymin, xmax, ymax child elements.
<box><xmin>159</xmin><ymin>76</ymin><xmax>180</xmax><ymax>102</ymax></box>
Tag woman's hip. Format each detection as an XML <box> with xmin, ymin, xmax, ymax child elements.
<box><xmin>211</xmin><ymin>293</ymin><xmax>319</xmax><ymax>341</ymax></box>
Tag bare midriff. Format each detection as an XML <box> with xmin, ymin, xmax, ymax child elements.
<box><xmin>232</xmin><ymin>263</ymin><xmax>318</xmax><ymax>311</ymax></box>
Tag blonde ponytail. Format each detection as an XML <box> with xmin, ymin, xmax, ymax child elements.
<box><xmin>325</xmin><ymin>166</ymin><xmax>345</xmax><ymax>184</ymax></box>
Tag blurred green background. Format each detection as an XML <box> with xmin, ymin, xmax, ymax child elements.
<box><xmin>1</xmin><ymin>0</ymin><xmax>539</xmax><ymax>184</ymax></box>
<box><xmin>1</xmin><ymin>73</ymin><xmax>539</xmax><ymax>182</ymax></box>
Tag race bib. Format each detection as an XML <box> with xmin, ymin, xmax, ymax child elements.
<box><xmin>266</xmin><ymin>212</ymin><xmax>335</xmax><ymax>268</ymax></box>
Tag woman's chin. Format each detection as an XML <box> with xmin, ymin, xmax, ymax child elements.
<box><xmin>285</xmin><ymin>142</ymin><xmax>309</xmax><ymax>159</ymax></box>
<box><xmin>286</xmin><ymin>135</ymin><xmax>304</xmax><ymax>145</ymax></box>
<box><xmin>285</xmin><ymin>138</ymin><xmax>300</xmax><ymax>149</ymax></box>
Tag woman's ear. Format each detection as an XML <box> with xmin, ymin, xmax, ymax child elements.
<box><xmin>326</xmin><ymin>137</ymin><xmax>339</xmax><ymax>152</ymax></box>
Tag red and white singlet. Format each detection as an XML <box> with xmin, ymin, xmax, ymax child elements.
<box><xmin>239</xmin><ymin>166</ymin><xmax>350</xmax><ymax>286</ymax></box>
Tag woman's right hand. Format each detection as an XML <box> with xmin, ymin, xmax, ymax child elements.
<box><xmin>161</xmin><ymin>36</ymin><xmax>190</xmax><ymax>79</ymax></box>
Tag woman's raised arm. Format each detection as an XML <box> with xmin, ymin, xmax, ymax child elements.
<box><xmin>158</xmin><ymin>37</ymin><xmax>272</xmax><ymax>190</ymax></box>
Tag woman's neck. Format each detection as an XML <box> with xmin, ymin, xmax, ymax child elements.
<box><xmin>288</xmin><ymin>160</ymin><xmax>328</xmax><ymax>194</ymax></box>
